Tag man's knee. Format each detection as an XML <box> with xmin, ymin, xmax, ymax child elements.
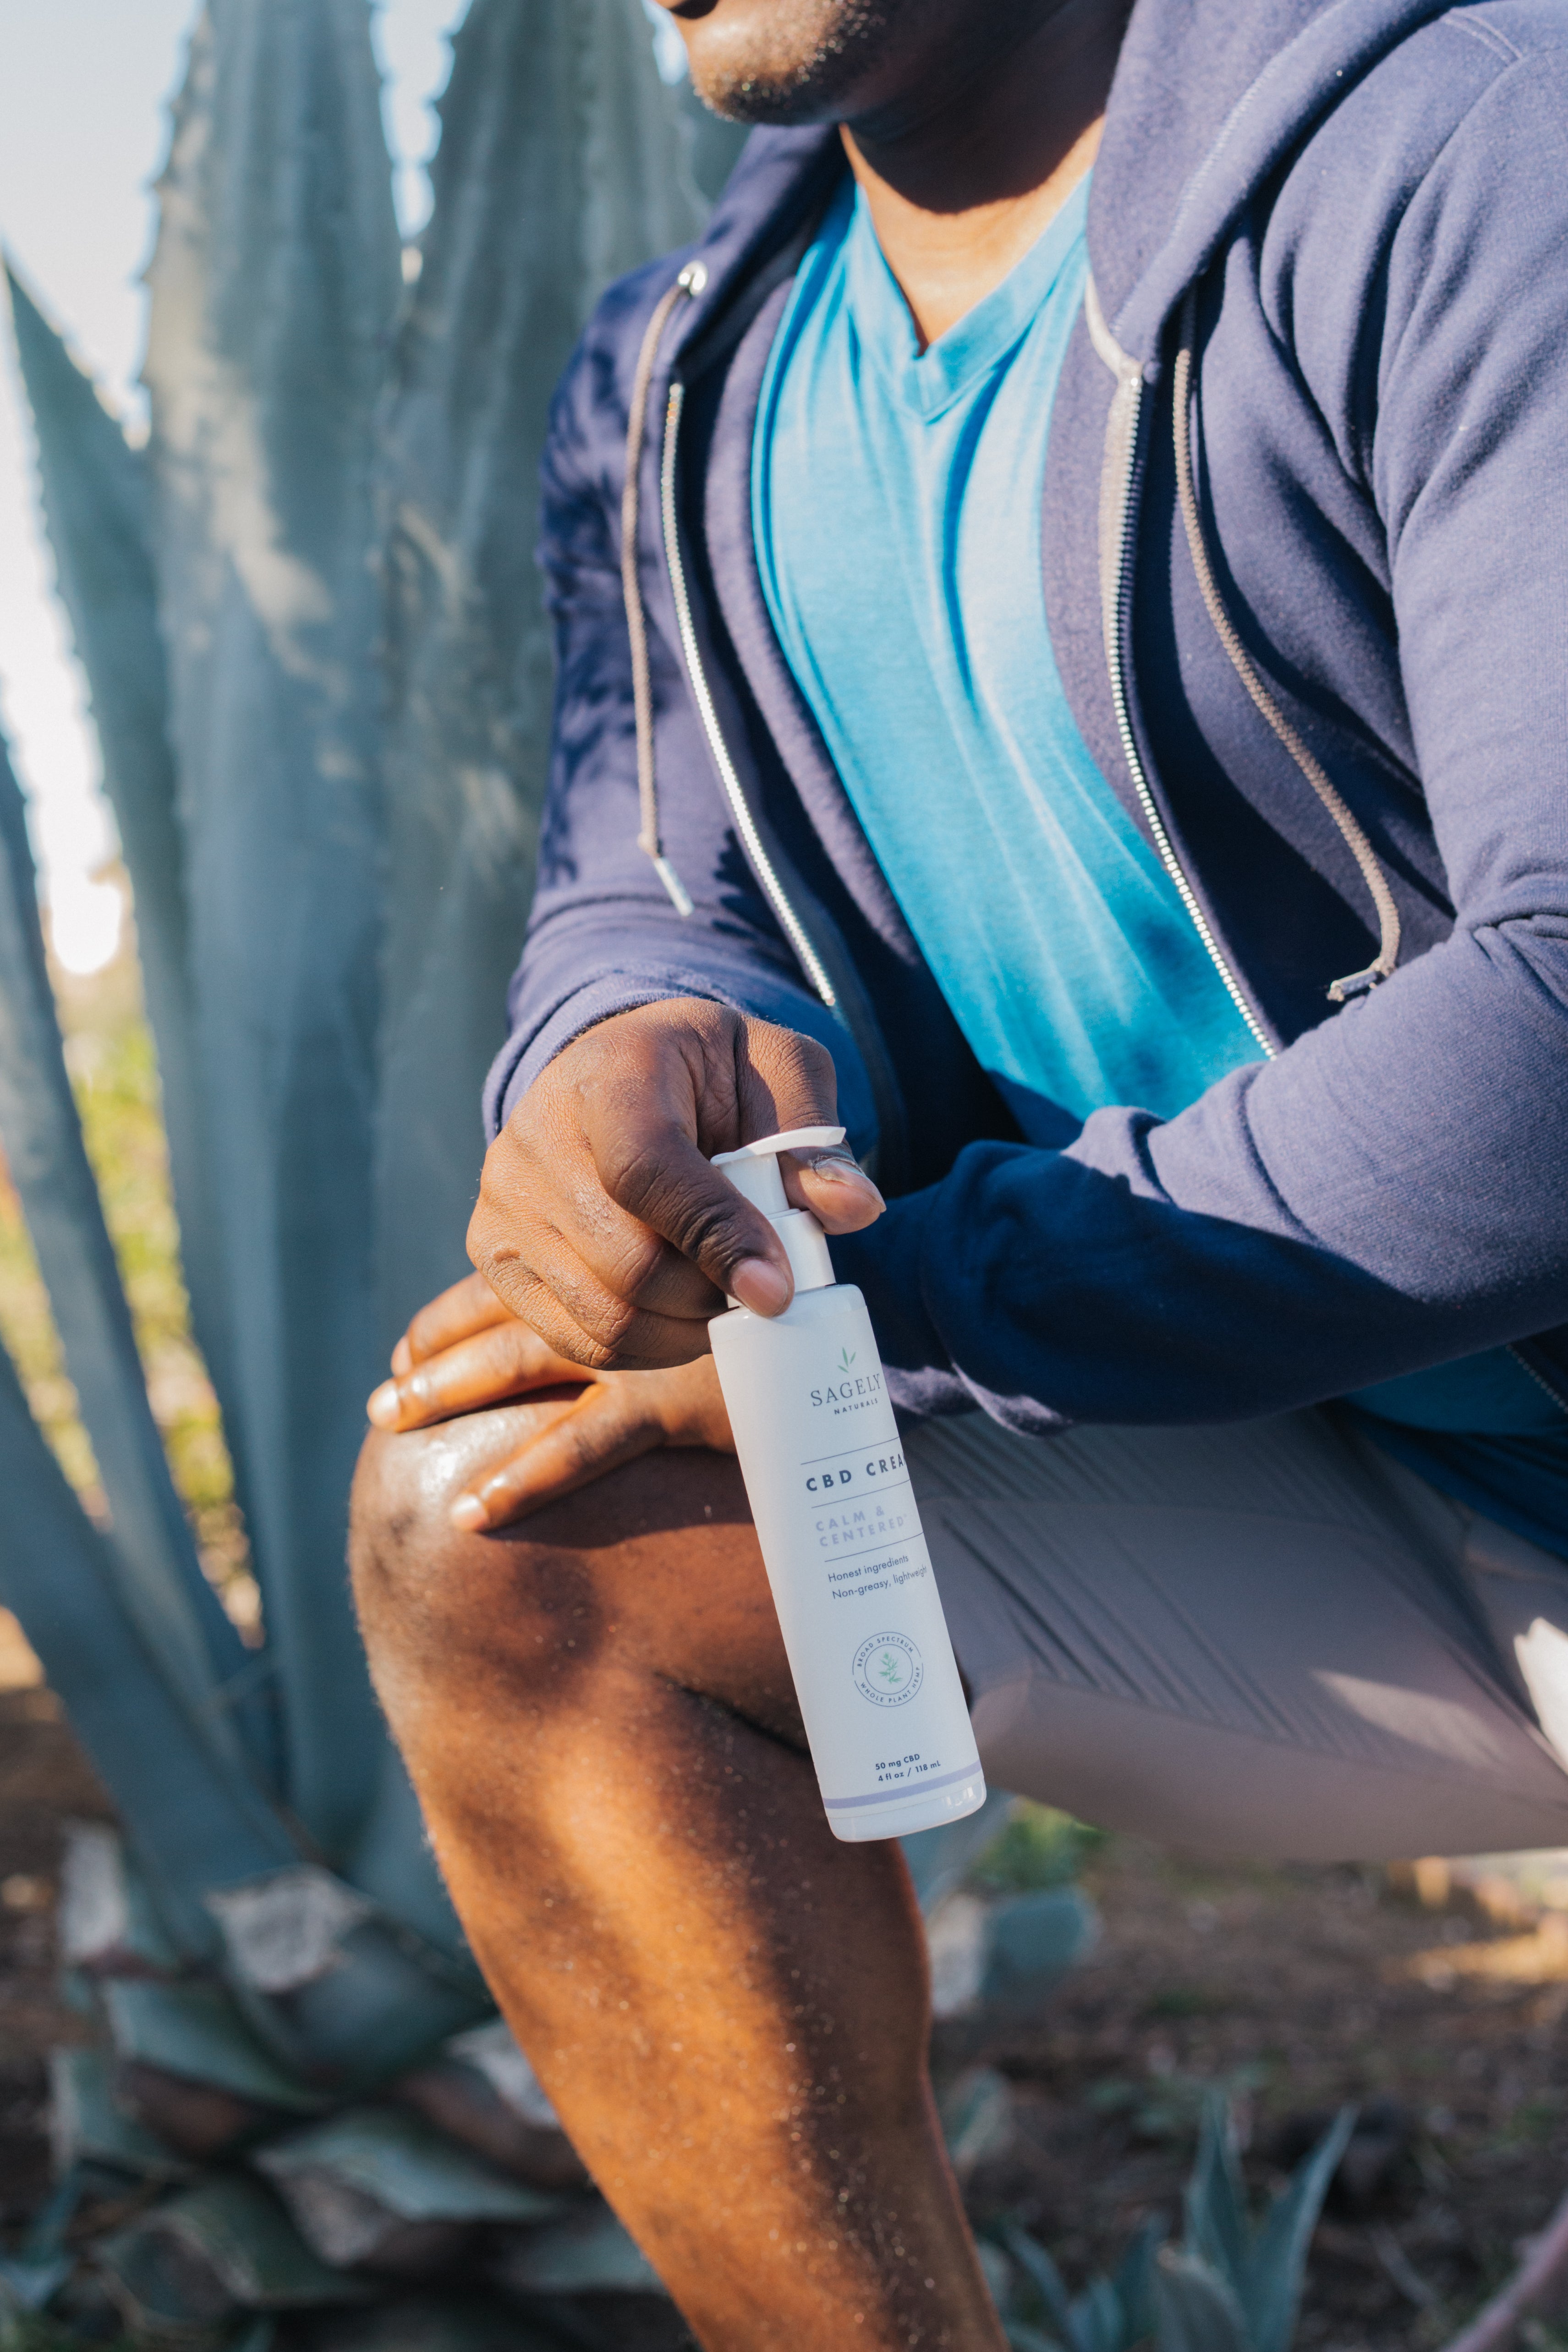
<box><xmin>352</xmin><ymin>1421</ymin><xmax>468</xmax><ymax>1601</ymax></box>
<box><xmin>349</xmin><ymin>1412</ymin><xmax>580</xmax><ymax>1693</ymax></box>
<box><xmin>349</xmin><ymin>1417</ymin><xmax>751</xmax><ymax>1703</ymax></box>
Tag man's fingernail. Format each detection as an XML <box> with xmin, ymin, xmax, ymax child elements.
<box><xmin>809</xmin><ymin>1157</ymin><xmax>884</xmax><ymax>1206</ymax></box>
<box><xmin>731</xmin><ymin>1257</ymin><xmax>792</xmax><ymax>1316</ymax></box>
<box><xmin>367</xmin><ymin>1382</ymin><xmax>400</xmax><ymax>1428</ymax></box>
<box><xmin>450</xmin><ymin>1493</ymin><xmax>487</xmax><ymax>1532</ymax></box>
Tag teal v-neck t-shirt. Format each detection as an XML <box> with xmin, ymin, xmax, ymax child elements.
<box><xmin>753</xmin><ymin>173</ymin><xmax>1262</xmax><ymax>1143</ymax></box>
<box><xmin>751</xmin><ymin>169</ymin><xmax>1568</xmax><ymax>1552</ymax></box>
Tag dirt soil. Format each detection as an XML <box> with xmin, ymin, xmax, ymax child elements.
<box><xmin>965</xmin><ymin>1838</ymin><xmax>1568</xmax><ymax>2349</ymax></box>
<box><xmin>0</xmin><ymin>1686</ymin><xmax>113</xmax><ymax>2224</ymax></box>
<box><xmin>0</xmin><ymin>1682</ymin><xmax>1562</xmax><ymax>2349</ymax></box>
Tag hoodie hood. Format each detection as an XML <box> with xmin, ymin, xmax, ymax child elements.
<box><xmin>1093</xmin><ymin>0</ymin><xmax>1460</xmax><ymax>364</ymax></box>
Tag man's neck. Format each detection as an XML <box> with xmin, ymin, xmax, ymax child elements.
<box><xmin>840</xmin><ymin>0</ymin><xmax>1126</xmax><ymax>348</ymax></box>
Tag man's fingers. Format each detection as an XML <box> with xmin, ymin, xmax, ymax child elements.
<box><xmin>781</xmin><ymin>1148</ymin><xmax>886</xmax><ymax>1234</ymax></box>
<box><xmin>466</xmin><ymin>1003</ymin><xmax>853</xmax><ymax>1372</ymax></box>
<box><xmin>590</xmin><ymin>1117</ymin><xmax>795</xmax><ymax>1317</ymax></box>
<box><xmin>493</xmin><ymin>1252</ymin><xmax>721</xmax><ymax>1372</ymax></box>
<box><xmin>449</xmin><ymin>1387</ymin><xmax>665</xmax><ymax>1531</ymax></box>
<box><xmin>731</xmin><ymin>1014</ymin><xmax>844</xmax><ymax>1149</ymax></box>
<box><xmin>367</xmin><ymin>1321</ymin><xmax>586</xmax><ymax>1432</ymax></box>
<box><xmin>401</xmin><ymin>1272</ymin><xmax>514</xmax><ymax>1369</ymax></box>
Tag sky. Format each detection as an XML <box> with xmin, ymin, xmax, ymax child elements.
<box><xmin>0</xmin><ymin>0</ymin><xmax>478</xmax><ymax>971</ymax></box>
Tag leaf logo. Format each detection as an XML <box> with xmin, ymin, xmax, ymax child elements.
<box><xmin>852</xmin><ymin>1632</ymin><xmax>923</xmax><ymax>1706</ymax></box>
<box><xmin>837</xmin><ymin>1347</ymin><xmax>856</xmax><ymax>1373</ymax></box>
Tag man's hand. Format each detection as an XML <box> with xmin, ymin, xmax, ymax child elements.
<box><xmin>466</xmin><ymin>1000</ymin><xmax>885</xmax><ymax>1371</ymax></box>
<box><xmin>367</xmin><ymin>1272</ymin><xmax>736</xmax><ymax>1531</ymax></box>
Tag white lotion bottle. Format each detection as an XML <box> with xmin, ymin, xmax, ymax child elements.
<box><xmin>707</xmin><ymin>1125</ymin><xmax>986</xmax><ymax>1842</ymax></box>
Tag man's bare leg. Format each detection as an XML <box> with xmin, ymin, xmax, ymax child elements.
<box><xmin>350</xmin><ymin>1405</ymin><xmax>1003</xmax><ymax>2352</ymax></box>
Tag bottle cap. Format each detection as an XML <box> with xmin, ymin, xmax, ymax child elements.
<box><xmin>711</xmin><ymin>1125</ymin><xmax>844</xmax><ymax>1296</ymax></box>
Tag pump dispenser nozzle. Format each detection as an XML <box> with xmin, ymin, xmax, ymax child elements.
<box><xmin>711</xmin><ymin>1125</ymin><xmax>845</xmax><ymax>1297</ymax></box>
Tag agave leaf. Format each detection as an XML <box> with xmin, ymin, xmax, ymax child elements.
<box><xmin>980</xmin><ymin>1886</ymin><xmax>1100</xmax><ymax>2018</ymax></box>
<box><xmin>1183</xmin><ymin>2093</ymin><xmax>1252</xmax><ymax>2304</ymax></box>
<box><xmin>1153</xmin><ymin>2249</ymin><xmax>1252</xmax><ymax>2352</ymax></box>
<box><xmin>49</xmin><ymin>2048</ymin><xmax>195</xmax><ymax>2184</ymax></box>
<box><xmin>1000</xmin><ymin>2220</ymin><xmax>1076</xmax><ymax>2339</ymax></box>
<box><xmin>939</xmin><ymin>2065</ymin><xmax>1013</xmax><ymax>2181</ymax></box>
<box><xmin>100</xmin><ymin>1979</ymin><xmax>328</xmax><ymax>2116</ymax></box>
<box><xmin>1239</xmin><ymin>2106</ymin><xmax>1354</xmax><ymax>2352</ymax></box>
<box><xmin>1112</xmin><ymin>2215</ymin><xmax>1168</xmax><ymax>2347</ymax></box>
<box><xmin>291</xmin><ymin>2306</ymin><xmax>521</xmax><ymax>2352</ymax></box>
<box><xmin>0</xmin><ymin>2167</ymin><xmax>81</xmax><ymax>2309</ymax></box>
<box><xmin>3</xmin><ymin>266</ymin><xmax>249</xmax><ymax>1567</ymax></box>
<box><xmin>142</xmin><ymin>0</ymin><xmax>401</xmax><ymax>1855</ymax></box>
<box><xmin>677</xmin><ymin>77</ymin><xmax>751</xmax><ymax>208</ymax></box>
<box><xmin>0</xmin><ymin>1333</ymin><xmax>296</xmax><ymax>1956</ymax></box>
<box><xmin>0</xmin><ymin>731</ymin><xmax>253</xmax><ymax>1738</ymax></box>
<box><xmin>58</xmin><ymin>1822</ymin><xmax>183</xmax><ymax>1976</ymax></box>
<box><xmin>371</xmin><ymin>0</ymin><xmax>708</xmax><ymax>1347</ymax></box>
<box><xmin>490</xmin><ymin>2201</ymin><xmax>662</xmax><ymax>2295</ymax></box>
<box><xmin>977</xmin><ymin>2235</ymin><xmax>1018</xmax><ymax>2315</ymax></box>
<box><xmin>253</xmin><ymin>2104</ymin><xmax>559</xmax><ymax>2245</ymax></box>
<box><xmin>96</xmin><ymin>2171</ymin><xmax>373</xmax><ymax>2320</ymax></box>
<box><xmin>565</xmin><ymin>0</ymin><xmax>710</xmax><ymax>312</ymax></box>
<box><xmin>203</xmin><ymin>1862</ymin><xmax>488</xmax><ymax>2090</ymax></box>
<box><xmin>1070</xmin><ymin>2272</ymin><xmax>1132</xmax><ymax>2352</ymax></box>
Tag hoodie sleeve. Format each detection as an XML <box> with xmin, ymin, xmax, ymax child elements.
<box><xmin>835</xmin><ymin>39</ymin><xmax>1568</xmax><ymax>1429</ymax></box>
<box><xmin>483</xmin><ymin>269</ymin><xmax>876</xmax><ymax>1151</ymax></box>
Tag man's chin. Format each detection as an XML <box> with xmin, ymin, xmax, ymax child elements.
<box><xmin>678</xmin><ymin>0</ymin><xmax>899</xmax><ymax>127</ymax></box>
<box><xmin>688</xmin><ymin>77</ymin><xmax>842</xmax><ymax>127</ymax></box>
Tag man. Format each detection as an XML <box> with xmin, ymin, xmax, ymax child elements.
<box><xmin>350</xmin><ymin>0</ymin><xmax>1568</xmax><ymax>2341</ymax></box>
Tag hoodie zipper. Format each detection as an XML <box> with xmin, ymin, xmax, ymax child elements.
<box><xmin>1105</xmin><ymin>381</ymin><xmax>1275</xmax><ymax>1060</ymax></box>
<box><xmin>1508</xmin><ymin>1347</ymin><xmax>1568</xmax><ymax>1417</ymax></box>
<box><xmin>658</xmin><ymin>377</ymin><xmax>840</xmax><ymax>1014</ymax></box>
<box><xmin>1087</xmin><ymin>285</ymin><xmax>1275</xmax><ymax>1061</ymax></box>
<box><xmin>1103</xmin><ymin>295</ymin><xmax>1566</xmax><ymax>1412</ymax></box>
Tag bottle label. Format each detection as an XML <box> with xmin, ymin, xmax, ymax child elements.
<box><xmin>712</xmin><ymin>1289</ymin><xmax>982</xmax><ymax>1823</ymax></box>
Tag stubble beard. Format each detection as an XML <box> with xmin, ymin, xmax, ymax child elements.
<box><xmin>685</xmin><ymin>0</ymin><xmax>907</xmax><ymax>123</ymax></box>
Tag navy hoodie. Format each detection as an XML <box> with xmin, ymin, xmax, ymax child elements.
<box><xmin>487</xmin><ymin>0</ymin><xmax>1568</xmax><ymax>1441</ymax></box>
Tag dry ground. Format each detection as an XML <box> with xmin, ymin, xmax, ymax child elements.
<box><xmin>0</xmin><ymin>1667</ymin><xmax>112</xmax><ymax>2226</ymax></box>
<box><xmin>965</xmin><ymin>1837</ymin><xmax>1568</xmax><ymax>2348</ymax></box>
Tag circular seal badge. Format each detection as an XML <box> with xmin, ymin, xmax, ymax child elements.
<box><xmin>852</xmin><ymin>1631</ymin><xmax>925</xmax><ymax>1707</ymax></box>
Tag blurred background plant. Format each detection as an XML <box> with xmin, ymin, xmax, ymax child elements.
<box><xmin>0</xmin><ymin>951</ymin><xmax>253</xmax><ymax>1619</ymax></box>
<box><xmin>985</xmin><ymin>2095</ymin><xmax>1355</xmax><ymax>2352</ymax></box>
<box><xmin>0</xmin><ymin>0</ymin><xmax>768</xmax><ymax>2337</ymax></box>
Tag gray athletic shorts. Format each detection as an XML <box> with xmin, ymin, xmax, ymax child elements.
<box><xmin>907</xmin><ymin>1406</ymin><xmax>1568</xmax><ymax>1861</ymax></box>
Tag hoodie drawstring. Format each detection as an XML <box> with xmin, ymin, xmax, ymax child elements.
<box><xmin>621</xmin><ymin>260</ymin><xmax>708</xmax><ymax>917</ymax></box>
<box><xmin>1173</xmin><ymin>286</ymin><xmax>1401</xmax><ymax>1001</ymax></box>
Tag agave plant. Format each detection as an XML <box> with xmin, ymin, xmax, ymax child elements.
<box><xmin>989</xmin><ymin>2094</ymin><xmax>1356</xmax><ymax>2352</ymax></box>
<box><xmin>0</xmin><ymin>0</ymin><xmax>747</xmax><ymax>2329</ymax></box>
